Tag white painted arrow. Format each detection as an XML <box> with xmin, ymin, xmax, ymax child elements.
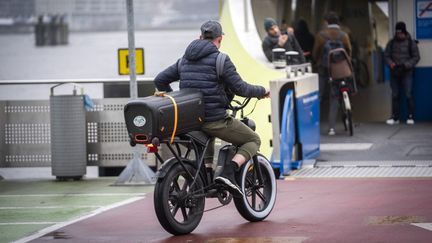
<box><xmin>412</xmin><ymin>223</ymin><xmax>432</xmax><ymax>231</ymax></box>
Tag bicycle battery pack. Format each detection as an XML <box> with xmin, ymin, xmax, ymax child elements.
<box><xmin>214</xmin><ymin>145</ymin><xmax>237</xmax><ymax>178</ymax></box>
<box><xmin>124</xmin><ymin>89</ymin><xmax>205</xmax><ymax>144</ymax></box>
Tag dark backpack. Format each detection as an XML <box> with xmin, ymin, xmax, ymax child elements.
<box><xmin>320</xmin><ymin>31</ymin><xmax>345</xmax><ymax>67</ymax></box>
<box><xmin>177</xmin><ymin>52</ymin><xmax>226</xmax><ymax>79</ymax></box>
<box><xmin>177</xmin><ymin>52</ymin><xmax>233</xmax><ymax>102</ymax></box>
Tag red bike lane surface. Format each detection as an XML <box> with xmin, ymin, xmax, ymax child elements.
<box><xmin>31</xmin><ymin>179</ymin><xmax>432</xmax><ymax>243</ymax></box>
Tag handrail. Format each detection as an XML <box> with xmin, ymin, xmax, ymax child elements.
<box><xmin>50</xmin><ymin>82</ymin><xmax>84</xmax><ymax>96</ymax></box>
<box><xmin>0</xmin><ymin>77</ymin><xmax>155</xmax><ymax>85</ymax></box>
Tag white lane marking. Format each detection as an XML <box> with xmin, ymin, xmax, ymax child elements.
<box><xmin>320</xmin><ymin>143</ymin><xmax>373</xmax><ymax>151</ymax></box>
<box><xmin>0</xmin><ymin>193</ymin><xmax>145</xmax><ymax>197</ymax></box>
<box><xmin>0</xmin><ymin>206</ymin><xmax>101</xmax><ymax>210</ymax></box>
<box><xmin>0</xmin><ymin>222</ymin><xmax>59</xmax><ymax>226</ymax></box>
<box><xmin>13</xmin><ymin>196</ymin><xmax>144</xmax><ymax>243</ymax></box>
<box><xmin>412</xmin><ymin>223</ymin><xmax>432</xmax><ymax>231</ymax></box>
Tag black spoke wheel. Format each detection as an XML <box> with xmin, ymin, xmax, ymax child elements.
<box><xmin>154</xmin><ymin>162</ymin><xmax>205</xmax><ymax>235</ymax></box>
<box><xmin>234</xmin><ymin>154</ymin><xmax>276</xmax><ymax>222</ymax></box>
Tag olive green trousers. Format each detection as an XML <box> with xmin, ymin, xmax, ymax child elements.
<box><xmin>202</xmin><ymin>116</ymin><xmax>261</xmax><ymax>162</ymax></box>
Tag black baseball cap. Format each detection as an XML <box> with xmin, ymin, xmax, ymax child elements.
<box><xmin>201</xmin><ymin>20</ymin><xmax>224</xmax><ymax>39</ymax></box>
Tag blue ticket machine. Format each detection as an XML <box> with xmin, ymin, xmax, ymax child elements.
<box><xmin>270</xmin><ymin>71</ymin><xmax>320</xmax><ymax>177</ymax></box>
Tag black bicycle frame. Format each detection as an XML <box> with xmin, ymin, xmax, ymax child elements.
<box><xmin>154</xmin><ymin>136</ymin><xmax>213</xmax><ymax>190</ymax></box>
<box><xmin>252</xmin><ymin>155</ymin><xmax>264</xmax><ymax>186</ymax></box>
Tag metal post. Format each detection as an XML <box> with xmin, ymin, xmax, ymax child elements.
<box><xmin>114</xmin><ymin>0</ymin><xmax>155</xmax><ymax>185</ymax></box>
<box><xmin>127</xmin><ymin>0</ymin><xmax>137</xmax><ymax>99</ymax></box>
<box><xmin>243</xmin><ymin>0</ymin><xmax>249</xmax><ymax>32</ymax></box>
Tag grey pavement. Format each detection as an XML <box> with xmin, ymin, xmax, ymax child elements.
<box><xmin>289</xmin><ymin>121</ymin><xmax>432</xmax><ymax>178</ymax></box>
<box><xmin>318</xmin><ymin>121</ymin><xmax>432</xmax><ymax>162</ymax></box>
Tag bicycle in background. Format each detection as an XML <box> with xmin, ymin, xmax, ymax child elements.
<box><xmin>328</xmin><ymin>47</ymin><xmax>357</xmax><ymax>136</ymax></box>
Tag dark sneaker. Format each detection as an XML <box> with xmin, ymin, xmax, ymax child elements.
<box><xmin>215</xmin><ymin>166</ymin><xmax>243</xmax><ymax>198</ymax></box>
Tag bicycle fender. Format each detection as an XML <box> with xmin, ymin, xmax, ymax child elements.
<box><xmin>154</xmin><ymin>158</ymin><xmax>197</xmax><ymax>179</ymax></box>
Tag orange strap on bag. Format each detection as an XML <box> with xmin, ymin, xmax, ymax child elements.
<box><xmin>155</xmin><ymin>92</ymin><xmax>178</xmax><ymax>144</ymax></box>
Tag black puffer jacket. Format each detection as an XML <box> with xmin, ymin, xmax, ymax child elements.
<box><xmin>155</xmin><ymin>39</ymin><xmax>266</xmax><ymax>122</ymax></box>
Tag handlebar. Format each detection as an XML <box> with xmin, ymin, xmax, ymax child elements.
<box><xmin>228</xmin><ymin>97</ymin><xmax>251</xmax><ymax>111</ymax></box>
<box><xmin>228</xmin><ymin>97</ymin><xmax>253</xmax><ymax>118</ymax></box>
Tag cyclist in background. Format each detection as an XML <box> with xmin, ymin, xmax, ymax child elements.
<box><xmin>313</xmin><ymin>12</ymin><xmax>352</xmax><ymax>136</ymax></box>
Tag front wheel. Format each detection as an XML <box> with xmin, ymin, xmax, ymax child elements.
<box><xmin>153</xmin><ymin>162</ymin><xmax>205</xmax><ymax>235</ymax></box>
<box><xmin>234</xmin><ymin>154</ymin><xmax>277</xmax><ymax>222</ymax></box>
<box><xmin>341</xmin><ymin>91</ymin><xmax>354</xmax><ymax>136</ymax></box>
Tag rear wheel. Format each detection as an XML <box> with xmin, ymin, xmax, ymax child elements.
<box><xmin>154</xmin><ymin>162</ymin><xmax>205</xmax><ymax>235</ymax></box>
<box><xmin>346</xmin><ymin>110</ymin><xmax>353</xmax><ymax>136</ymax></box>
<box><xmin>234</xmin><ymin>154</ymin><xmax>276</xmax><ymax>222</ymax></box>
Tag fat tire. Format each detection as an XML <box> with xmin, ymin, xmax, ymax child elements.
<box><xmin>154</xmin><ymin>162</ymin><xmax>205</xmax><ymax>235</ymax></box>
<box><xmin>234</xmin><ymin>154</ymin><xmax>276</xmax><ymax>222</ymax></box>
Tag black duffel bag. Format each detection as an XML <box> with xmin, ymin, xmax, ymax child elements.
<box><xmin>124</xmin><ymin>89</ymin><xmax>205</xmax><ymax>145</ymax></box>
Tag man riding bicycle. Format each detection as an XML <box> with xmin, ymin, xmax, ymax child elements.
<box><xmin>154</xmin><ymin>20</ymin><xmax>270</xmax><ymax>198</ymax></box>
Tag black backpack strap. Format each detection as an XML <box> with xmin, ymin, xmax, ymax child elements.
<box><xmin>216</xmin><ymin>52</ymin><xmax>227</xmax><ymax>82</ymax></box>
<box><xmin>177</xmin><ymin>57</ymin><xmax>183</xmax><ymax>75</ymax></box>
<box><xmin>215</xmin><ymin>52</ymin><xmax>232</xmax><ymax>105</ymax></box>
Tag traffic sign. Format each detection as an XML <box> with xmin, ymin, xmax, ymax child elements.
<box><xmin>118</xmin><ymin>48</ymin><xmax>145</xmax><ymax>75</ymax></box>
<box><xmin>416</xmin><ymin>0</ymin><xmax>432</xmax><ymax>39</ymax></box>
